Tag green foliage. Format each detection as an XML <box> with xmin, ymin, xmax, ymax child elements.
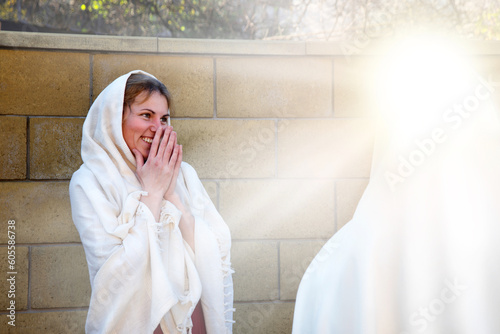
<box><xmin>0</xmin><ymin>0</ymin><xmax>292</xmax><ymax>39</ymax></box>
<box><xmin>1</xmin><ymin>0</ymin><xmax>500</xmax><ymax>40</ymax></box>
<box><xmin>0</xmin><ymin>0</ymin><xmax>18</xmax><ymax>21</ymax></box>
<box><xmin>475</xmin><ymin>9</ymin><xmax>500</xmax><ymax>40</ymax></box>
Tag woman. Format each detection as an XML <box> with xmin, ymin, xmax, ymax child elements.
<box><xmin>70</xmin><ymin>70</ymin><xmax>234</xmax><ymax>333</ymax></box>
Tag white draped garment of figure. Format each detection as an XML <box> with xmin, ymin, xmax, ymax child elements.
<box><xmin>70</xmin><ymin>71</ymin><xmax>234</xmax><ymax>334</ymax></box>
<box><xmin>292</xmin><ymin>39</ymin><xmax>500</xmax><ymax>334</ymax></box>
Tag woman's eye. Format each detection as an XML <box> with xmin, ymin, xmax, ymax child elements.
<box><xmin>161</xmin><ymin>117</ymin><xmax>169</xmax><ymax>123</ymax></box>
<box><xmin>141</xmin><ymin>113</ymin><xmax>151</xmax><ymax>119</ymax></box>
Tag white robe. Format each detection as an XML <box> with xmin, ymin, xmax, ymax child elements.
<box><xmin>293</xmin><ymin>46</ymin><xmax>500</xmax><ymax>334</ymax></box>
<box><xmin>70</xmin><ymin>70</ymin><xmax>234</xmax><ymax>334</ymax></box>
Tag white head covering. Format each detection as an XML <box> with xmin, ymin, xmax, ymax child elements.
<box><xmin>293</xmin><ymin>41</ymin><xmax>500</xmax><ymax>334</ymax></box>
<box><xmin>81</xmin><ymin>70</ymin><xmax>145</xmax><ymax>213</ymax></box>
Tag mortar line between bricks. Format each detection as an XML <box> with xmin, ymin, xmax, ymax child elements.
<box><xmin>17</xmin><ymin>115</ymin><xmax>87</xmax><ymax>119</ymax></box>
<box><xmin>89</xmin><ymin>54</ymin><xmax>94</xmax><ymax>108</ymax></box>
<box><xmin>277</xmin><ymin>241</ymin><xmax>281</xmax><ymax>300</ymax></box>
<box><xmin>26</xmin><ymin>117</ymin><xmax>30</xmax><ymax>180</ymax></box>
<box><xmin>213</xmin><ymin>57</ymin><xmax>217</xmax><ymax>118</ymax></box>
<box><xmin>170</xmin><ymin>116</ymin><xmax>366</xmax><ymax>120</ymax></box>
<box><xmin>199</xmin><ymin>177</ymin><xmax>369</xmax><ymax>181</ymax></box>
<box><xmin>332</xmin><ymin>180</ymin><xmax>337</xmax><ymax>232</ymax></box>
<box><xmin>0</xmin><ymin>179</ymin><xmax>73</xmax><ymax>183</ymax></box>
<box><xmin>331</xmin><ymin>57</ymin><xmax>336</xmax><ymax>117</ymax></box>
<box><xmin>233</xmin><ymin>300</ymin><xmax>295</xmax><ymax>305</ymax></box>
<box><xmin>230</xmin><ymin>238</ymin><xmax>329</xmax><ymax>243</ymax></box>
<box><xmin>2</xmin><ymin>243</ymin><xmax>83</xmax><ymax>247</ymax></box>
<box><xmin>216</xmin><ymin>181</ymin><xmax>220</xmax><ymax>211</ymax></box>
<box><xmin>0</xmin><ymin>177</ymin><xmax>369</xmax><ymax>183</ymax></box>
<box><xmin>274</xmin><ymin>119</ymin><xmax>278</xmax><ymax>178</ymax></box>
<box><xmin>27</xmin><ymin>245</ymin><xmax>32</xmax><ymax>310</ymax></box>
<box><xmin>0</xmin><ymin>307</ymin><xmax>89</xmax><ymax>315</ymax></box>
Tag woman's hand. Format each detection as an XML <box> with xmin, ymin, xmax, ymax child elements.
<box><xmin>133</xmin><ymin>126</ymin><xmax>180</xmax><ymax>196</ymax></box>
<box><xmin>132</xmin><ymin>126</ymin><xmax>181</xmax><ymax>220</ymax></box>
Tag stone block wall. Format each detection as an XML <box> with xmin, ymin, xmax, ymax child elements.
<box><xmin>1</xmin><ymin>31</ymin><xmax>498</xmax><ymax>333</ymax></box>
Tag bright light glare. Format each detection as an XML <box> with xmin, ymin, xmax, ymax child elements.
<box><xmin>376</xmin><ymin>35</ymin><xmax>472</xmax><ymax>138</ymax></box>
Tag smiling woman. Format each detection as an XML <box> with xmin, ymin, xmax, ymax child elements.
<box><xmin>69</xmin><ymin>71</ymin><xmax>234</xmax><ymax>334</ymax></box>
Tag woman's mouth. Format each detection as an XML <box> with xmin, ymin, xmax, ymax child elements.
<box><xmin>141</xmin><ymin>137</ymin><xmax>153</xmax><ymax>144</ymax></box>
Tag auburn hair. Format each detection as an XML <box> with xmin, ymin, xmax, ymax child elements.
<box><xmin>123</xmin><ymin>73</ymin><xmax>173</xmax><ymax>111</ymax></box>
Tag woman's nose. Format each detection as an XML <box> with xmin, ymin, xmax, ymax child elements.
<box><xmin>150</xmin><ymin>118</ymin><xmax>162</xmax><ymax>131</ymax></box>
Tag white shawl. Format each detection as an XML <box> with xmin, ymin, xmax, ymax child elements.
<box><xmin>70</xmin><ymin>70</ymin><xmax>234</xmax><ymax>334</ymax></box>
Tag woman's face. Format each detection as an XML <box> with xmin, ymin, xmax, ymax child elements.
<box><xmin>122</xmin><ymin>91</ymin><xmax>170</xmax><ymax>160</ymax></box>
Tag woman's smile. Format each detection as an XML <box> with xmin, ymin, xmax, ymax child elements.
<box><xmin>141</xmin><ymin>136</ymin><xmax>153</xmax><ymax>144</ymax></box>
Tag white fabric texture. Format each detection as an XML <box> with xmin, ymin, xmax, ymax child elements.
<box><xmin>293</xmin><ymin>46</ymin><xmax>500</xmax><ymax>333</ymax></box>
<box><xmin>70</xmin><ymin>70</ymin><xmax>233</xmax><ymax>334</ymax></box>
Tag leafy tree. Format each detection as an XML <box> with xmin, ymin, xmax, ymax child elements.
<box><xmin>0</xmin><ymin>0</ymin><xmax>296</xmax><ymax>38</ymax></box>
<box><xmin>1</xmin><ymin>0</ymin><xmax>500</xmax><ymax>40</ymax></box>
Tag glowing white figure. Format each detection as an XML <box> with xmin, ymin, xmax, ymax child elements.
<box><xmin>293</xmin><ymin>36</ymin><xmax>500</xmax><ymax>334</ymax></box>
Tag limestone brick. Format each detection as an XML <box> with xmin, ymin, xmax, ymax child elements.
<box><xmin>93</xmin><ymin>54</ymin><xmax>213</xmax><ymax>117</ymax></box>
<box><xmin>0</xmin><ymin>310</ymin><xmax>87</xmax><ymax>334</ymax></box>
<box><xmin>29</xmin><ymin>117</ymin><xmax>84</xmax><ymax>179</ymax></box>
<box><xmin>277</xmin><ymin>119</ymin><xmax>375</xmax><ymax>178</ymax></box>
<box><xmin>0</xmin><ymin>182</ymin><xmax>79</xmax><ymax>244</ymax></box>
<box><xmin>234</xmin><ymin>302</ymin><xmax>294</xmax><ymax>334</ymax></box>
<box><xmin>0</xmin><ymin>116</ymin><xmax>27</xmax><ymax>179</ymax></box>
<box><xmin>173</xmin><ymin>119</ymin><xmax>275</xmax><ymax>179</ymax></box>
<box><xmin>159</xmin><ymin>38</ymin><xmax>304</xmax><ymax>55</ymax></box>
<box><xmin>216</xmin><ymin>57</ymin><xmax>332</xmax><ymax>118</ymax></box>
<box><xmin>31</xmin><ymin>246</ymin><xmax>90</xmax><ymax>308</ymax></box>
<box><xmin>231</xmin><ymin>241</ymin><xmax>278</xmax><ymax>302</ymax></box>
<box><xmin>0</xmin><ymin>50</ymin><xmax>89</xmax><ymax>116</ymax></box>
<box><xmin>0</xmin><ymin>31</ymin><xmax>155</xmax><ymax>53</ymax></box>
<box><xmin>333</xmin><ymin>56</ymin><xmax>378</xmax><ymax>118</ymax></box>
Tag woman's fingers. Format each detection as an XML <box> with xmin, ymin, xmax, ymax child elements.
<box><xmin>156</xmin><ymin>126</ymin><xmax>172</xmax><ymax>159</ymax></box>
<box><xmin>164</xmin><ymin>145</ymin><xmax>182</xmax><ymax>198</ymax></box>
<box><xmin>148</xmin><ymin>126</ymin><xmax>164</xmax><ymax>158</ymax></box>
<box><xmin>168</xmin><ymin>143</ymin><xmax>180</xmax><ymax>168</ymax></box>
<box><xmin>167</xmin><ymin>144</ymin><xmax>180</xmax><ymax>181</ymax></box>
<box><xmin>162</xmin><ymin>130</ymin><xmax>177</xmax><ymax>162</ymax></box>
<box><xmin>171</xmin><ymin>144</ymin><xmax>182</xmax><ymax>173</ymax></box>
